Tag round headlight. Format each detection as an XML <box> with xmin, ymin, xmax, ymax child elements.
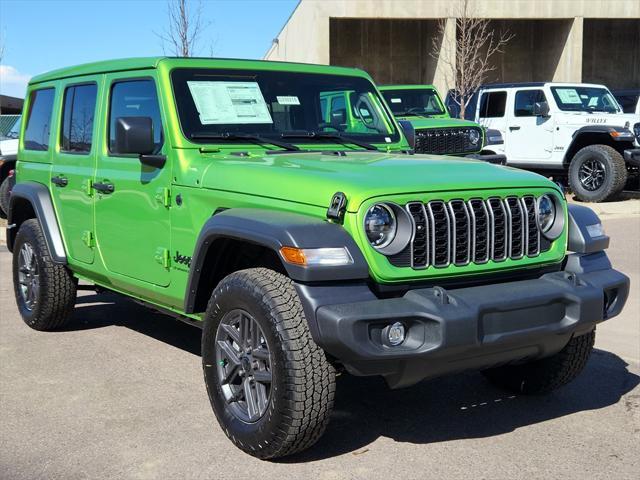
<box><xmin>365</xmin><ymin>204</ymin><xmax>397</xmax><ymax>248</ymax></box>
<box><xmin>537</xmin><ymin>194</ymin><xmax>556</xmax><ymax>233</ymax></box>
<box><xmin>468</xmin><ymin>129</ymin><xmax>480</xmax><ymax>145</ymax></box>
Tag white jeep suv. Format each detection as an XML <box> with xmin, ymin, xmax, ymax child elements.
<box><xmin>462</xmin><ymin>83</ymin><xmax>639</xmax><ymax>202</ymax></box>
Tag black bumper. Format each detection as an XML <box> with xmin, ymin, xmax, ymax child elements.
<box><xmin>297</xmin><ymin>256</ymin><xmax>629</xmax><ymax>388</ymax></box>
<box><xmin>465</xmin><ymin>153</ymin><xmax>507</xmax><ymax>165</ymax></box>
<box><xmin>624</xmin><ymin>148</ymin><xmax>640</xmax><ymax>167</ymax></box>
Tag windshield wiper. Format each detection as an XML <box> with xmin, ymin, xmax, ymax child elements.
<box><xmin>190</xmin><ymin>132</ymin><xmax>300</xmax><ymax>151</ymax></box>
<box><xmin>280</xmin><ymin>131</ymin><xmax>379</xmax><ymax>151</ymax></box>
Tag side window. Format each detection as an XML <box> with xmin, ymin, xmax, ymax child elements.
<box><xmin>24</xmin><ymin>88</ymin><xmax>55</xmax><ymax>151</ymax></box>
<box><xmin>61</xmin><ymin>84</ymin><xmax>98</xmax><ymax>153</ymax></box>
<box><xmin>109</xmin><ymin>79</ymin><xmax>163</xmax><ymax>153</ymax></box>
<box><xmin>479</xmin><ymin>91</ymin><xmax>506</xmax><ymax>118</ymax></box>
<box><xmin>330</xmin><ymin>95</ymin><xmax>347</xmax><ymax>126</ymax></box>
<box><xmin>514</xmin><ymin>90</ymin><xmax>546</xmax><ymax>117</ymax></box>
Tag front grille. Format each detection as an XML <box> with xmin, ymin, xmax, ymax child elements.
<box><xmin>393</xmin><ymin>196</ymin><xmax>548</xmax><ymax>269</ymax></box>
<box><xmin>414</xmin><ymin>127</ymin><xmax>481</xmax><ymax>155</ymax></box>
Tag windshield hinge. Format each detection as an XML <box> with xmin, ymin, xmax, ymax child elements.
<box><xmin>326</xmin><ymin>192</ymin><xmax>347</xmax><ymax>224</ymax></box>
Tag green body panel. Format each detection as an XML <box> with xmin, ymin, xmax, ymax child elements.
<box><xmin>379</xmin><ymin>84</ymin><xmax>485</xmax><ymax>153</ymax></box>
<box><xmin>16</xmin><ymin>57</ymin><xmax>566</xmax><ymax>319</ymax></box>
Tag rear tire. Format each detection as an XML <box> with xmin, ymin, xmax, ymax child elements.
<box><xmin>482</xmin><ymin>330</ymin><xmax>595</xmax><ymax>394</ymax></box>
<box><xmin>202</xmin><ymin>268</ymin><xmax>336</xmax><ymax>459</ymax></box>
<box><xmin>569</xmin><ymin>145</ymin><xmax>627</xmax><ymax>202</ymax></box>
<box><xmin>12</xmin><ymin>218</ymin><xmax>77</xmax><ymax>330</ymax></box>
<box><xmin>0</xmin><ymin>174</ymin><xmax>14</xmax><ymax>219</ymax></box>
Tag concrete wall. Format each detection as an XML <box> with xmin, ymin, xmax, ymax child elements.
<box><xmin>583</xmin><ymin>19</ymin><xmax>640</xmax><ymax>89</ymax></box>
<box><xmin>264</xmin><ymin>0</ymin><xmax>640</xmax><ymax>91</ymax></box>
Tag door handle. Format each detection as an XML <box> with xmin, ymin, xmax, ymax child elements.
<box><xmin>52</xmin><ymin>175</ymin><xmax>68</xmax><ymax>187</ymax></box>
<box><xmin>92</xmin><ymin>182</ymin><xmax>115</xmax><ymax>194</ymax></box>
<box><xmin>509</xmin><ymin>126</ymin><xmax>521</xmax><ymax>131</ymax></box>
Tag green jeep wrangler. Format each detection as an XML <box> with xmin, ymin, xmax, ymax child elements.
<box><xmin>379</xmin><ymin>84</ymin><xmax>505</xmax><ymax>163</ymax></box>
<box><xmin>8</xmin><ymin>57</ymin><xmax>629</xmax><ymax>459</ymax></box>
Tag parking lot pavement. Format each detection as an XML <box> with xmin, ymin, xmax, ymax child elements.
<box><xmin>0</xmin><ymin>216</ymin><xmax>638</xmax><ymax>480</ymax></box>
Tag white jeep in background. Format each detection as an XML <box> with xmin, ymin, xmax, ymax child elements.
<box><xmin>0</xmin><ymin>116</ymin><xmax>20</xmax><ymax>218</ymax></box>
<box><xmin>460</xmin><ymin>83</ymin><xmax>640</xmax><ymax>202</ymax></box>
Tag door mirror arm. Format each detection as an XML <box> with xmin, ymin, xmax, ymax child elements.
<box><xmin>139</xmin><ymin>154</ymin><xmax>166</xmax><ymax>169</ymax></box>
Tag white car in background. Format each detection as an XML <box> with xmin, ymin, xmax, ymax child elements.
<box><xmin>0</xmin><ymin>116</ymin><xmax>20</xmax><ymax>218</ymax></box>
<box><xmin>455</xmin><ymin>83</ymin><xmax>640</xmax><ymax>202</ymax></box>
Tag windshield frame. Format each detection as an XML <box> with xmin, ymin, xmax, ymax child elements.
<box><xmin>380</xmin><ymin>87</ymin><xmax>446</xmax><ymax>117</ymax></box>
<box><xmin>169</xmin><ymin>67</ymin><xmax>402</xmax><ymax>148</ymax></box>
<box><xmin>550</xmin><ymin>86</ymin><xmax>621</xmax><ymax>113</ymax></box>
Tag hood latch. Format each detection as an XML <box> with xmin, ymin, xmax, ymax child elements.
<box><xmin>326</xmin><ymin>192</ymin><xmax>347</xmax><ymax>224</ymax></box>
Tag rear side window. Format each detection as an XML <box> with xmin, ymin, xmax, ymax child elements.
<box><xmin>514</xmin><ymin>90</ymin><xmax>546</xmax><ymax>117</ymax></box>
<box><xmin>61</xmin><ymin>84</ymin><xmax>98</xmax><ymax>153</ymax></box>
<box><xmin>479</xmin><ymin>91</ymin><xmax>506</xmax><ymax>118</ymax></box>
<box><xmin>109</xmin><ymin>79</ymin><xmax>163</xmax><ymax>153</ymax></box>
<box><xmin>24</xmin><ymin>88</ymin><xmax>55</xmax><ymax>151</ymax></box>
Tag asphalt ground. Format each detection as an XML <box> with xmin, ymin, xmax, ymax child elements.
<box><xmin>0</xmin><ymin>211</ymin><xmax>638</xmax><ymax>480</ymax></box>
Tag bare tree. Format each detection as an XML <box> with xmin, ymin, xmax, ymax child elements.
<box><xmin>432</xmin><ymin>0</ymin><xmax>513</xmax><ymax>119</ymax></box>
<box><xmin>156</xmin><ymin>0</ymin><xmax>209</xmax><ymax>57</ymax></box>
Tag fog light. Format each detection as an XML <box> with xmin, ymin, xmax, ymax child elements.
<box><xmin>386</xmin><ymin>322</ymin><xmax>405</xmax><ymax>346</ymax></box>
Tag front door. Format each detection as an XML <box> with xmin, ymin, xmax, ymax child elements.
<box><xmin>505</xmin><ymin>89</ymin><xmax>554</xmax><ymax>162</ymax></box>
<box><xmin>50</xmin><ymin>80</ymin><xmax>101</xmax><ymax>264</ymax></box>
<box><xmin>94</xmin><ymin>75</ymin><xmax>171</xmax><ymax>286</ymax></box>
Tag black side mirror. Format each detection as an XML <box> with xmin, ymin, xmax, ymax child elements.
<box><xmin>398</xmin><ymin>120</ymin><xmax>415</xmax><ymax>148</ymax></box>
<box><xmin>115</xmin><ymin>117</ymin><xmax>155</xmax><ymax>155</ymax></box>
<box><xmin>533</xmin><ymin>101</ymin><xmax>550</xmax><ymax>117</ymax></box>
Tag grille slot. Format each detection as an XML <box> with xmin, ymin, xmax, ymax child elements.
<box><xmin>389</xmin><ymin>196</ymin><xmax>551</xmax><ymax>269</ymax></box>
<box><xmin>414</xmin><ymin>127</ymin><xmax>482</xmax><ymax>155</ymax></box>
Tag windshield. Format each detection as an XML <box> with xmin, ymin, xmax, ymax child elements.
<box><xmin>171</xmin><ymin>68</ymin><xmax>400</xmax><ymax>146</ymax></box>
<box><xmin>3</xmin><ymin>117</ymin><xmax>21</xmax><ymax>139</ymax></box>
<box><xmin>380</xmin><ymin>88</ymin><xmax>445</xmax><ymax>116</ymax></box>
<box><xmin>550</xmin><ymin>86</ymin><xmax>621</xmax><ymax>113</ymax></box>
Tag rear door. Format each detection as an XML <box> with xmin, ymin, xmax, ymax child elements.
<box><xmin>94</xmin><ymin>74</ymin><xmax>172</xmax><ymax>286</ymax></box>
<box><xmin>505</xmin><ymin>88</ymin><xmax>553</xmax><ymax>162</ymax></box>
<box><xmin>50</xmin><ymin>79</ymin><xmax>101</xmax><ymax>264</ymax></box>
<box><xmin>477</xmin><ymin>90</ymin><xmax>507</xmax><ymax>154</ymax></box>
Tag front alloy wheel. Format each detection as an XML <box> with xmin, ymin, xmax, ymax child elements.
<box><xmin>215</xmin><ymin>308</ymin><xmax>272</xmax><ymax>423</ymax></box>
<box><xmin>578</xmin><ymin>158</ymin><xmax>606</xmax><ymax>191</ymax></box>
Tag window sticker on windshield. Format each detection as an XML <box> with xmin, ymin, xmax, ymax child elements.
<box><xmin>276</xmin><ymin>96</ymin><xmax>300</xmax><ymax>105</ymax></box>
<box><xmin>556</xmin><ymin>88</ymin><xmax>582</xmax><ymax>104</ymax></box>
<box><xmin>390</xmin><ymin>98</ymin><xmax>402</xmax><ymax>103</ymax></box>
<box><xmin>187</xmin><ymin>81</ymin><xmax>273</xmax><ymax>125</ymax></box>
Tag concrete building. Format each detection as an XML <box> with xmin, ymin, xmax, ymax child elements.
<box><xmin>264</xmin><ymin>0</ymin><xmax>640</xmax><ymax>95</ymax></box>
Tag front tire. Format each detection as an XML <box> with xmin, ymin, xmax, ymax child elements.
<box><xmin>483</xmin><ymin>330</ymin><xmax>595</xmax><ymax>394</ymax></box>
<box><xmin>202</xmin><ymin>268</ymin><xmax>336</xmax><ymax>459</ymax></box>
<box><xmin>12</xmin><ymin>218</ymin><xmax>77</xmax><ymax>330</ymax></box>
<box><xmin>569</xmin><ymin>145</ymin><xmax>627</xmax><ymax>202</ymax></box>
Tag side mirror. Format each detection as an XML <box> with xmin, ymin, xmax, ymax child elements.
<box><xmin>114</xmin><ymin>117</ymin><xmax>155</xmax><ymax>155</ymax></box>
<box><xmin>398</xmin><ymin>120</ymin><xmax>415</xmax><ymax>148</ymax></box>
<box><xmin>533</xmin><ymin>101</ymin><xmax>550</xmax><ymax>117</ymax></box>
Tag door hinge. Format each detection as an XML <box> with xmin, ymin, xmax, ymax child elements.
<box><xmin>155</xmin><ymin>187</ymin><xmax>171</xmax><ymax>207</ymax></box>
<box><xmin>81</xmin><ymin>230</ymin><xmax>95</xmax><ymax>248</ymax></box>
<box><xmin>83</xmin><ymin>179</ymin><xmax>93</xmax><ymax>196</ymax></box>
<box><xmin>155</xmin><ymin>247</ymin><xmax>171</xmax><ymax>269</ymax></box>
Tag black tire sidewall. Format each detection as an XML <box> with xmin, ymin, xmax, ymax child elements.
<box><xmin>202</xmin><ymin>278</ymin><xmax>291</xmax><ymax>450</ymax></box>
<box><xmin>12</xmin><ymin>221</ymin><xmax>46</xmax><ymax>325</ymax></box>
<box><xmin>569</xmin><ymin>146</ymin><xmax>625</xmax><ymax>202</ymax></box>
<box><xmin>0</xmin><ymin>175</ymin><xmax>12</xmax><ymax>218</ymax></box>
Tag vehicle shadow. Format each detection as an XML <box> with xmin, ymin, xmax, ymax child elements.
<box><xmin>66</xmin><ymin>291</ymin><xmax>639</xmax><ymax>462</ymax></box>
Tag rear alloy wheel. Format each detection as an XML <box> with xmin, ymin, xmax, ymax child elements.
<box><xmin>12</xmin><ymin>218</ymin><xmax>77</xmax><ymax>330</ymax></box>
<box><xmin>569</xmin><ymin>145</ymin><xmax>627</xmax><ymax>202</ymax></box>
<box><xmin>202</xmin><ymin>268</ymin><xmax>335</xmax><ymax>459</ymax></box>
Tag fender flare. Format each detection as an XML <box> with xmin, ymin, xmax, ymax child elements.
<box><xmin>565</xmin><ymin>126</ymin><xmax>633</xmax><ymax>165</ymax></box>
<box><xmin>184</xmin><ymin>208</ymin><xmax>369</xmax><ymax>313</ymax></box>
<box><xmin>7</xmin><ymin>181</ymin><xmax>67</xmax><ymax>264</ymax></box>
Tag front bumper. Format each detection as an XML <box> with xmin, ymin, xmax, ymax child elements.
<box><xmin>465</xmin><ymin>153</ymin><xmax>507</xmax><ymax>165</ymax></box>
<box><xmin>297</xmin><ymin>254</ymin><xmax>629</xmax><ymax>388</ymax></box>
<box><xmin>624</xmin><ymin>148</ymin><xmax>640</xmax><ymax>167</ymax></box>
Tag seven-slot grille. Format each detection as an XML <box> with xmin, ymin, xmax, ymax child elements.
<box><xmin>394</xmin><ymin>196</ymin><xmax>544</xmax><ymax>269</ymax></box>
<box><xmin>413</xmin><ymin>127</ymin><xmax>481</xmax><ymax>155</ymax></box>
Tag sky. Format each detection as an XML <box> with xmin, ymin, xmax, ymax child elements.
<box><xmin>0</xmin><ymin>0</ymin><xmax>300</xmax><ymax>98</ymax></box>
